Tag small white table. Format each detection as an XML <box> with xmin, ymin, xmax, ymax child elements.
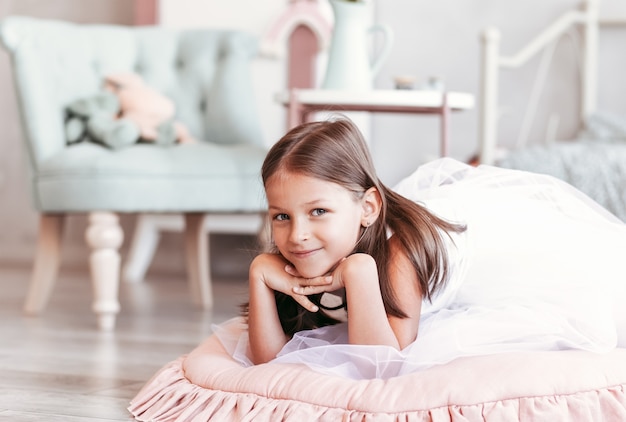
<box><xmin>276</xmin><ymin>89</ymin><xmax>475</xmax><ymax>156</ymax></box>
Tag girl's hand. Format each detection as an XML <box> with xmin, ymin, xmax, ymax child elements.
<box><xmin>249</xmin><ymin>253</ymin><xmax>332</xmax><ymax>312</ymax></box>
<box><xmin>291</xmin><ymin>253</ymin><xmax>375</xmax><ymax>296</ymax></box>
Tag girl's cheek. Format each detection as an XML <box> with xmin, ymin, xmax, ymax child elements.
<box><xmin>273</xmin><ymin>232</ymin><xmax>287</xmax><ymax>249</ymax></box>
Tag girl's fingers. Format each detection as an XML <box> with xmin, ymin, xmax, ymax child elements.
<box><xmin>285</xmin><ymin>265</ymin><xmax>332</xmax><ymax>286</ymax></box>
<box><xmin>300</xmin><ymin>275</ymin><xmax>333</xmax><ymax>287</ymax></box>
<box><xmin>293</xmin><ymin>284</ymin><xmax>329</xmax><ymax>295</ymax></box>
<box><xmin>292</xmin><ymin>294</ymin><xmax>319</xmax><ymax>312</ymax></box>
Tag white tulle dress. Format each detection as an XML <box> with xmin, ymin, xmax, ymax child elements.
<box><xmin>215</xmin><ymin>158</ymin><xmax>626</xmax><ymax>380</ymax></box>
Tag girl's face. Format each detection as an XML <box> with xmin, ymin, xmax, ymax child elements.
<box><xmin>266</xmin><ymin>171</ymin><xmax>365</xmax><ymax>278</ymax></box>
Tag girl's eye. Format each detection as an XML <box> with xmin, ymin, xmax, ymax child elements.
<box><xmin>273</xmin><ymin>213</ymin><xmax>289</xmax><ymax>221</ymax></box>
<box><xmin>312</xmin><ymin>208</ymin><xmax>327</xmax><ymax>217</ymax></box>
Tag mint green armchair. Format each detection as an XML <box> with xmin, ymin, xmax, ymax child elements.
<box><xmin>0</xmin><ymin>16</ymin><xmax>268</xmax><ymax>329</ymax></box>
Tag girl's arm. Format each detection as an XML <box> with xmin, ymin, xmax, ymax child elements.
<box><xmin>248</xmin><ymin>253</ymin><xmax>330</xmax><ymax>364</ymax></box>
<box><xmin>341</xmin><ymin>253</ymin><xmax>401</xmax><ymax>348</ymax></box>
<box><xmin>248</xmin><ymin>258</ymin><xmax>287</xmax><ymax>364</ymax></box>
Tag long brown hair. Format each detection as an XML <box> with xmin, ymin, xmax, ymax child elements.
<box><xmin>245</xmin><ymin>117</ymin><xmax>465</xmax><ymax>336</ymax></box>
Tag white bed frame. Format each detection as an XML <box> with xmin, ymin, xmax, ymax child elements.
<box><xmin>478</xmin><ymin>0</ymin><xmax>626</xmax><ymax>164</ymax></box>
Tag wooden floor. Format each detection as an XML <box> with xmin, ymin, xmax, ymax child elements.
<box><xmin>0</xmin><ymin>264</ymin><xmax>247</xmax><ymax>421</ymax></box>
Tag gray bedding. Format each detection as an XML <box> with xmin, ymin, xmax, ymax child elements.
<box><xmin>497</xmin><ymin>112</ymin><xmax>626</xmax><ymax>222</ymax></box>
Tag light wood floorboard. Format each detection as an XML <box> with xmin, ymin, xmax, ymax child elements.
<box><xmin>0</xmin><ymin>265</ymin><xmax>246</xmax><ymax>421</ymax></box>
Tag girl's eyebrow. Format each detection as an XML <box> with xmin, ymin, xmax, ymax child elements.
<box><xmin>305</xmin><ymin>199</ymin><xmax>328</xmax><ymax>206</ymax></box>
<box><xmin>268</xmin><ymin>199</ymin><xmax>328</xmax><ymax>211</ymax></box>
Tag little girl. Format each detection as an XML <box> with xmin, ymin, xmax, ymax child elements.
<box><xmin>223</xmin><ymin>117</ymin><xmax>625</xmax><ymax>380</ymax></box>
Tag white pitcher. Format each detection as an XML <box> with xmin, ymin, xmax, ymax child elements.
<box><xmin>322</xmin><ymin>0</ymin><xmax>394</xmax><ymax>91</ymax></box>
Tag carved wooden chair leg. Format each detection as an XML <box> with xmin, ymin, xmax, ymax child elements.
<box><xmin>85</xmin><ymin>212</ymin><xmax>124</xmax><ymax>331</ymax></box>
<box><xmin>24</xmin><ymin>214</ymin><xmax>65</xmax><ymax>315</ymax></box>
<box><xmin>184</xmin><ymin>213</ymin><xmax>212</xmax><ymax>309</ymax></box>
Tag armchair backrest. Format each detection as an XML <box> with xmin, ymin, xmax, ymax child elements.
<box><xmin>0</xmin><ymin>16</ymin><xmax>264</xmax><ymax>169</ymax></box>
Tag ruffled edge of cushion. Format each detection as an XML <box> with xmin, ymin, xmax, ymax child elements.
<box><xmin>127</xmin><ymin>356</ymin><xmax>357</xmax><ymax>421</ymax></box>
<box><xmin>128</xmin><ymin>355</ymin><xmax>626</xmax><ymax>422</ymax></box>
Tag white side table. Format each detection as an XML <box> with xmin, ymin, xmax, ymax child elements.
<box><xmin>276</xmin><ymin>89</ymin><xmax>475</xmax><ymax>156</ymax></box>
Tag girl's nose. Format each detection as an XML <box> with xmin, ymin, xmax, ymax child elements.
<box><xmin>289</xmin><ymin>219</ymin><xmax>310</xmax><ymax>243</ymax></box>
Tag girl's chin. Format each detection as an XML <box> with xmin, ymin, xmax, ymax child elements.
<box><xmin>293</xmin><ymin>262</ymin><xmax>339</xmax><ymax>279</ymax></box>
<box><xmin>294</xmin><ymin>267</ymin><xmax>327</xmax><ymax>279</ymax></box>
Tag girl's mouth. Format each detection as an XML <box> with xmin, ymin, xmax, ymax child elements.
<box><xmin>290</xmin><ymin>248</ymin><xmax>321</xmax><ymax>259</ymax></box>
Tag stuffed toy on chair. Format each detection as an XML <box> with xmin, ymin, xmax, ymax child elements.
<box><xmin>65</xmin><ymin>71</ymin><xmax>195</xmax><ymax>149</ymax></box>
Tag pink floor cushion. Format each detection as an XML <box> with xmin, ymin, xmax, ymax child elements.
<box><xmin>129</xmin><ymin>320</ymin><xmax>626</xmax><ymax>421</ymax></box>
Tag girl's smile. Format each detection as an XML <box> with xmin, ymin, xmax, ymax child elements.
<box><xmin>265</xmin><ymin>170</ymin><xmax>365</xmax><ymax>278</ymax></box>
<box><xmin>290</xmin><ymin>248</ymin><xmax>321</xmax><ymax>258</ymax></box>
